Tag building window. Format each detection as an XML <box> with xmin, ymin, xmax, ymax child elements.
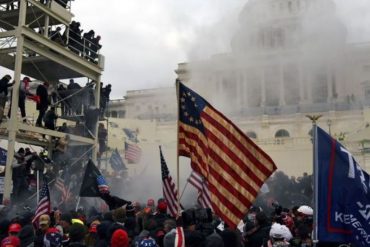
<box><xmin>246</xmin><ymin>131</ymin><xmax>257</xmax><ymax>139</ymax></box>
<box><xmin>275</xmin><ymin>129</ymin><xmax>290</xmax><ymax>138</ymax></box>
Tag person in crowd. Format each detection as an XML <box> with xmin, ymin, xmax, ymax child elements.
<box><xmin>68</xmin><ymin>223</ymin><xmax>87</xmax><ymax>247</ymax></box>
<box><xmin>57</xmin><ymin>83</ymin><xmax>67</xmax><ymax>116</ymax></box>
<box><xmin>8</xmin><ymin>76</ymin><xmax>32</xmax><ymax>123</ymax></box>
<box><xmin>36</xmin><ymin>81</ymin><xmax>49</xmax><ymax>127</ymax></box>
<box><xmin>90</xmin><ymin>35</ymin><xmax>102</xmax><ymax>63</ymax></box>
<box><xmin>49</xmin><ymin>26</ymin><xmax>65</xmax><ymax>46</ymax></box>
<box><xmin>100</xmin><ymin>83</ymin><xmax>111</xmax><ymax>119</ymax></box>
<box><xmin>1</xmin><ymin>235</ymin><xmax>21</xmax><ymax>247</ymax></box>
<box><xmin>0</xmin><ymin>75</ymin><xmax>14</xmax><ymax>123</ymax></box>
<box><xmin>11</xmin><ymin>148</ymin><xmax>28</xmax><ymax>203</ymax></box>
<box><xmin>97</xmin><ymin>123</ymin><xmax>107</xmax><ymax>158</ymax></box>
<box><xmin>34</xmin><ymin>214</ymin><xmax>51</xmax><ymax>247</ymax></box>
<box><xmin>67</xmin><ymin>79</ymin><xmax>82</xmax><ymax>115</ymax></box>
<box><xmin>43</xmin><ymin>107</ymin><xmax>58</xmax><ymax>131</ymax></box>
<box><xmin>82</xmin><ymin>30</ymin><xmax>95</xmax><ymax>60</ymax></box>
<box><xmin>55</xmin><ymin>0</ymin><xmax>70</xmax><ymax>8</ymax></box>
<box><xmin>110</xmin><ymin>229</ymin><xmax>129</xmax><ymax>247</ymax></box>
<box><xmin>84</xmin><ymin>105</ymin><xmax>100</xmax><ymax>137</ymax></box>
<box><xmin>57</xmin><ymin>122</ymin><xmax>70</xmax><ymax>133</ymax></box>
<box><xmin>264</xmin><ymin>223</ymin><xmax>292</xmax><ymax>247</ymax></box>
<box><xmin>66</xmin><ymin>21</ymin><xmax>83</xmax><ymax>55</ymax></box>
<box><xmin>244</xmin><ymin>211</ymin><xmax>271</xmax><ymax>247</ymax></box>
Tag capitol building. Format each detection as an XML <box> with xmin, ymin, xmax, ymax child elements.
<box><xmin>107</xmin><ymin>0</ymin><xmax>370</xmax><ymax>176</ymax></box>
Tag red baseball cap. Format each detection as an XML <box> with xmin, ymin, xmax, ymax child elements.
<box><xmin>8</xmin><ymin>224</ymin><xmax>21</xmax><ymax>234</ymax></box>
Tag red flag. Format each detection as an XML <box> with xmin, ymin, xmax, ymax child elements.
<box><xmin>160</xmin><ymin>146</ymin><xmax>180</xmax><ymax>217</ymax></box>
<box><xmin>178</xmin><ymin>82</ymin><xmax>277</xmax><ymax>228</ymax></box>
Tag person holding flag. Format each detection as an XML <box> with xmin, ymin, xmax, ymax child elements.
<box><xmin>79</xmin><ymin>160</ymin><xmax>133</xmax><ymax>211</ymax></box>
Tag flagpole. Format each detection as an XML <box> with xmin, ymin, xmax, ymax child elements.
<box><xmin>306</xmin><ymin>114</ymin><xmax>322</xmax><ymax>246</ymax></box>
<box><xmin>176</xmin><ymin>79</ymin><xmax>181</xmax><ymax>216</ymax></box>
<box><xmin>36</xmin><ymin>170</ymin><xmax>40</xmax><ymax>204</ymax></box>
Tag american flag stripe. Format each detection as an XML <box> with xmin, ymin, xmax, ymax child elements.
<box><xmin>32</xmin><ymin>182</ymin><xmax>51</xmax><ymax>227</ymax></box>
<box><xmin>201</xmin><ymin>187</ymin><xmax>212</xmax><ymax>209</ymax></box>
<box><xmin>178</xmin><ymin>82</ymin><xmax>276</xmax><ymax>228</ymax></box>
<box><xmin>188</xmin><ymin>172</ymin><xmax>203</xmax><ymax>191</ymax></box>
<box><xmin>163</xmin><ymin>178</ymin><xmax>178</xmax><ymax>216</ymax></box>
<box><xmin>175</xmin><ymin>227</ymin><xmax>185</xmax><ymax>247</ymax></box>
<box><xmin>204</xmin><ymin>108</ymin><xmax>275</xmax><ymax>174</ymax></box>
<box><xmin>203</xmin><ymin>110</ymin><xmax>274</xmax><ymax>176</ymax></box>
<box><xmin>188</xmin><ymin>171</ymin><xmax>213</xmax><ymax>210</ymax></box>
<box><xmin>125</xmin><ymin>142</ymin><xmax>142</xmax><ymax>163</ymax></box>
<box><xmin>160</xmin><ymin>147</ymin><xmax>180</xmax><ymax>217</ymax></box>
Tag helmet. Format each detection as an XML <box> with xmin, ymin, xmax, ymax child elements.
<box><xmin>8</xmin><ymin>223</ymin><xmax>21</xmax><ymax>234</ymax></box>
<box><xmin>139</xmin><ymin>238</ymin><xmax>157</xmax><ymax>247</ymax></box>
<box><xmin>297</xmin><ymin>205</ymin><xmax>313</xmax><ymax>216</ymax></box>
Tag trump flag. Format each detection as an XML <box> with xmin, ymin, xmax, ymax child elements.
<box><xmin>316</xmin><ymin>126</ymin><xmax>370</xmax><ymax>246</ymax></box>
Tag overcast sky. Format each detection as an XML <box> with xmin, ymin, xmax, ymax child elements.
<box><xmin>71</xmin><ymin>0</ymin><xmax>246</xmax><ymax>98</ymax></box>
<box><xmin>1</xmin><ymin>0</ymin><xmax>370</xmax><ymax>99</ymax></box>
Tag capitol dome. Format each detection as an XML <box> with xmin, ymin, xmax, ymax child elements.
<box><xmin>231</xmin><ymin>0</ymin><xmax>347</xmax><ymax>54</ymax></box>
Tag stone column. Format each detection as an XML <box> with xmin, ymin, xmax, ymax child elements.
<box><xmin>327</xmin><ymin>65</ymin><xmax>333</xmax><ymax>102</ymax></box>
<box><xmin>279</xmin><ymin>63</ymin><xmax>286</xmax><ymax>106</ymax></box>
<box><xmin>299</xmin><ymin>62</ymin><xmax>305</xmax><ymax>104</ymax></box>
<box><xmin>261</xmin><ymin>68</ymin><xmax>266</xmax><ymax>107</ymax></box>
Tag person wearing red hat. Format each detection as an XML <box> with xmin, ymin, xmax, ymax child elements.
<box><xmin>1</xmin><ymin>235</ymin><xmax>20</xmax><ymax>247</ymax></box>
<box><xmin>111</xmin><ymin>229</ymin><xmax>129</xmax><ymax>247</ymax></box>
<box><xmin>8</xmin><ymin>223</ymin><xmax>21</xmax><ymax>236</ymax></box>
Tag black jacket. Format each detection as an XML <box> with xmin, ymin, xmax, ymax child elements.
<box><xmin>36</xmin><ymin>84</ymin><xmax>48</xmax><ymax>110</ymax></box>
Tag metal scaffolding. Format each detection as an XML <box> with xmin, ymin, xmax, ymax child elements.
<box><xmin>0</xmin><ymin>0</ymin><xmax>104</xmax><ymax>203</ymax></box>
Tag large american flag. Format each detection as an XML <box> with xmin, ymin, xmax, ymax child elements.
<box><xmin>32</xmin><ymin>180</ymin><xmax>51</xmax><ymax>227</ymax></box>
<box><xmin>125</xmin><ymin>141</ymin><xmax>141</xmax><ymax>163</ymax></box>
<box><xmin>188</xmin><ymin>171</ymin><xmax>213</xmax><ymax>210</ymax></box>
<box><xmin>160</xmin><ymin>146</ymin><xmax>179</xmax><ymax>217</ymax></box>
<box><xmin>178</xmin><ymin>81</ymin><xmax>277</xmax><ymax>228</ymax></box>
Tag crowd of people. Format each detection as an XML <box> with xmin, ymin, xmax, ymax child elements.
<box><xmin>0</xmin><ymin>187</ymin><xmax>351</xmax><ymax>247</ymax></box>
<box><xmin>3</xmin><ymin>0</ymin><xmax>103</xmax><ymax>64</ymax></box>
<box><xmin>0</xmin><ymin>74</ymin><xmax>111</xmax><ymax>136</ymax></box>
<box><xmin>0</xmin><ymin>164</ymin><xmax>353</xmax><ymax>247</ymax></box>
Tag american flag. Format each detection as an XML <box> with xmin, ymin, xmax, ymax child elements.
<box><xmin>125</xmin><ymin>141</ymin><xmax>141</xmax><ymax>163</ymax></box>
<box><xmin>175</xmin><ymin>226</ymin><xmax>185</xmax><ymax>247</ymax></box>
<box><xmin>32</xmin><ymin>180</ymin><xmax>51</xmax><ymax>227</ymax></box>
<box><xmin>55</xmin><ymin>176</ymin><xmax>71</xmax><ymax>205</ymax></box>
<box><xmin>160</xmin><ymin>146</ymin><xmax>180</xmax><ymax>217</ymax></box>
<box><xmin>188</xmin><ymin>171</ymin><xmax>213</xmax><ymax>210</ymax></box>
<box><xmin>97</xmin><ymin>175</ymin><xmax>110</xmax><ymax>194</ymax></box>
<box><xmin>178</xmin><ymin>81</ymin><xmax>277</xmax><ymax>228</ymax></box>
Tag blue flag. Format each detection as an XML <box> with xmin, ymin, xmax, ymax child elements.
<box><xmin>316</xmin><ymin>126</ymin><xmax>370</xmax><ymax>246</ymax></box>
<box><xmin>109</xmin><ymin>149</ymin><xmax>127</xmax><ymax>171</ymax></box>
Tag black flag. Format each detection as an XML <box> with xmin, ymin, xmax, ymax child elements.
<box><xmin>79</xmin><ymin>160</ymin><xmax>109</xmax><ymax>197</ymax></box>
